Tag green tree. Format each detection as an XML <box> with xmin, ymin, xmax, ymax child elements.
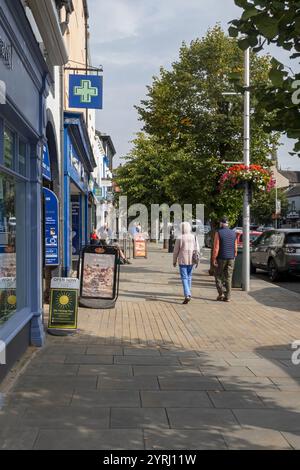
<box><xmin>135</xmin><ymin>25</ymin><xmax>280</xmax><ymax>224</ymax></box>
<box><xmin>251</xmin><ymin>188</ymin><xmax>288</xmax><ymax>225</ymax></box>
<box><xmin>229</xmin><ymin>0</ymin><xmax>300</xmax><ymax>156</ymax></box>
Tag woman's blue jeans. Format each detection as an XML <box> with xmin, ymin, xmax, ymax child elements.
<box><xmin>179</xmin><ymin>265</ymin><xmax>193</xmax><ymax>298</ymax></box>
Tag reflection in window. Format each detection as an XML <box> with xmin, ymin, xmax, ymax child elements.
<box><xmin>18</xmin><ymin>141</ymin><xmax>27</xmax><ymax>177</ymax></box>
<box><xmin>0</xmin><ymin>173</ymin><xmax>17</xmax><ymax>325</ymax></box>
<box><xmin>4</xmin><ymin>127</ymin><xmax>14</xmax><ymax>170</ymax></box>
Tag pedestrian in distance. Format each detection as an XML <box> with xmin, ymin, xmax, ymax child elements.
<box><xmin>212</xmin><ymin>216</ymin><xmax>238</xmax><ymax>302</ymax></box>
<box><xmin>173</xmin><ymin>221</ymin><xmax>200</xmax><ymax>304</ymax></box>
<box><xmin>90</xmin><ymin>228</ymin><xmax>99</xmax><ymax>245</ymax></box>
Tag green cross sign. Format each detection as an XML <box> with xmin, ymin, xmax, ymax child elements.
<box><xmin>74</xmin><ymin>79</ymin><xmax>98</xmax><ymax>104</ymax></box>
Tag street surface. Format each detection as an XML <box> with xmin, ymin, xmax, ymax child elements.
<box><xmin>1</xmin><ymin>244</ymin><xmax>300</xmax><ymax>450</ymax></box>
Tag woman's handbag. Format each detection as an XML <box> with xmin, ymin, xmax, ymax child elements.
<box><xmin>192</xmin><ymin>236</ymin><xmax>200</xmax><ymax>267</ymax></box>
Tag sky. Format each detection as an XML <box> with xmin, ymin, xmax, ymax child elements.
<box><xmin>88</xmin><ymin>0</ymin><xmax>300</xmax><ymax>171</ymax></box>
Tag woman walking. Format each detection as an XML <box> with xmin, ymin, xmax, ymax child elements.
<box><xmin>173</xmin><ymin>222</ymin><xmax>199</xmax><ymax>304</ymax></box>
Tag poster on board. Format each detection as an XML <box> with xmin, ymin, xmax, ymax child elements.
<box><xmin>133</xmin><ymin>235</ymin><xmax>147</xmax><ymax>259</ymax></box>
<box><xmin>48</xmin><ymin>278</ymin><xmax>79</xmax><ymax>330</ymax></box>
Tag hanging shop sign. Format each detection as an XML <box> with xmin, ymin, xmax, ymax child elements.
<box><xmin>69</xmin><ymin>74</ymin><xmax>103</xmax><ymax>109</ymax></box>
<box><xmin>48</xmin><ymin>277</ymin><xmax>79</xmax><ymax>330</ymax></box>
<box><xmin>133</xmin><ymin>235</ymin><xmax>147</xmax><ymax>259</ymax></box>
<box><xmin>42</xmin><ymin>143</ymin><xmax>51</xmax><ymax>181</ymax></box>
<box><xmin>43</xmin><ymin>188</ymin><xmax>59</xmax><ymax>266</ymax></box>
<box><xmin>79</xmin><ymin>245</ymin><xmax>119</xmax><ymax>301</ymax></box>
<box><xmin>0</xmin><ymin>277</ymin><xmax>16</xmax><ymax>324</ymax></box>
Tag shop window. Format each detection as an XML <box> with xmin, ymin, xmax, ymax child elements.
<box><xmin>4</xmin><ymin>127</ymin><xmax>15</xmax><ymax>170</ymax></box>
<box><xmin>0</xmin><ymin>173</ymin><xmax>17</xmax><ymax>325</ymax></box>
<box><xmin>18</xmin><ymin>141</ymin><xmax>27</xmax><ymax>177</ymax></box>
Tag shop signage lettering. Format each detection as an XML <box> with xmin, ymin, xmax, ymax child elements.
<box><xmin>43</xmin><ymin>188</ymin><xmax>60</xmax><ymax>266</ymax></box>
<box><xmin>42</xmin><ymin>144</ymin><xmax>51</xmax><ymax>181</ymax></box>
<box><xmin>0</xmin><ymin>37</ymin><xmax>12</xmax><ymax>69</ymax></box>
<box><xmin>48</xmin><ymin>277</ymin><xmax>79</xmax><ymax>330</ymax></box>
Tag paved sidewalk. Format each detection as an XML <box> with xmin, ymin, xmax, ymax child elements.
<box><xmin>1</xmin><ymin>244</ymin><xmax>300</xmax><ymax>449</ymax></box>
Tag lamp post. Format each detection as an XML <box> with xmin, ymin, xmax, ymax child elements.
<box><xmin>242</xmin><ymin>48</ymin><xmax>251</xmax><ymax>292</ymax></box>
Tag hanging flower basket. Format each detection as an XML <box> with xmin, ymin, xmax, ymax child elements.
<box><xmin>219</xmin><ymin>164</ymin><xmax>275</xmax><ymax>193</ymax></box>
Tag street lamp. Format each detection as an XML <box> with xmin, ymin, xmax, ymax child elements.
<box><xmin>242</xmin><ymin>48</ymin><xmax>251</xmax><ymax>293</ymax></box>
<box><xmin>222</xmin><ymin>48</ymin><xmax>251</xmax><ymax>292</ymax></box>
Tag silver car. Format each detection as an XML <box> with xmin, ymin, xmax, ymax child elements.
<box><xmin>251</xmin><ymin>229</ymin><xmax>300</xmax><ymax>281</ymax></box>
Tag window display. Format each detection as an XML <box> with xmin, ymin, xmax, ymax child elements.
<box><xmin>0</xmin><ymin>173</ymin><xmax>16</xmax><ymax>325</ymax></box>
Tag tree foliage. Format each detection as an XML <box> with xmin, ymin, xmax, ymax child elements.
<box><xmin>229</xmin><ymin>0</ymin><xmax>300</xmax><ymax>156</ymax></box>
<box><xmin>115</xmin><ymin>26</ymin><xmax>280</xmax><ymax>226</ymax></box>
<box><xmin>251</xmin><ymin>188</ymin><xmax>288</xmax><ymax>225</ymax></box>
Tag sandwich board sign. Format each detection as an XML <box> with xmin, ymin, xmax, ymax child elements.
<box><xmin>48</xmin><ymin>278</ymin><xmax>79</xmax><ymax>330</ymax></box>
<box><xmin>133</xmin><ymin>235</ymin><xmax>147</xmax><ymax>259</ymax></box>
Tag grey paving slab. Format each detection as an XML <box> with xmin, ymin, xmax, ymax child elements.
<box><xmin>86</xmin><ymin>346</ymin><xmax>123</xmax><ymax>355</ymax></box>
<box><xmin>0</xmin><ymin>406</ymin><xmax>27</xmax><ymax>428</ymax></box>
<box><xmin>41</xmin><ymin>346</ymin><xmax>87</xmax><ymax>355</ymax></box>
<box><xmin>34</xmin><ymin>355</ymin><xmax>66</xmax><ymax>364</ymax></box>
<box><xmin>133</xmin><ymin>366</ymin><xmax>202</xmax><ymax>377</ymax></box>
<box><xmin>14</xmin><ymin>375</ymin><xmax>98</xmax><ymax>391</ymax></box>
<box><xmin>180</xmin><ymin>357</ymin><xmax>229</xmax><ymax>367</ymax></box>
<box><xmin>0</xmin><ymin>427</ymin><xmax>39</xmax><ymax>450</ymax></box>
<box><xmin>255</xmin><ymin>350</ymin><xmax>293</xmax><ymax>360</ymax></box>
<box><xmin>78</xmin><ymin>365</ymin><xmax>133</xmax><ymax>377</ymax></box>
<box><xmin>141</xmin><ymin>391</ymin><xmax>212</xmax><ymax>408</ymax></box>
<box><xmin>222</xmin><ymin>427</ymin><xmax>292</xmax><ymax>450</ymax></box>
<box><xmin>25</xmin><ymin>364</ymin><xmax>79</xmax><ymax>376</ymax></box>
<box><xmin>167</xmin><ymin>408</ymin><xmax>239</xmax><ymax>429</ymax></box>
<box><xmin>159</xmin><ymin>349</ymin><xmax>199</xmax><ymax>358</ymax></box>
<box><xmin>71</xmin><ymin>390</ymin><xmax>141</xmax><ymax>407</ymax></box>
<box><xmin>114</xmin><ymin>356</ymin><xmax>180</xmax><ymax>366</ymax></box>
<box><xmin>5</xmin><ymin>390</ymin><xmax>73</xmax><ymax>407</ymax></box>
<box><xmin>158</xmin><ymin>376</ymin><xmax>223</xmax><ymax>391</ymax></box>
<box><xmin>219</xmin><ymin>376</ymin><xmax>279</xmax><ymax>391</ymax></box>
<box><xmin>208</xmin><ymin>391</ymin><xmax>265</xmax><ymax>409</ymax></box>
<box><xmin>200</xmin><ymin>366</ymin><xmax>255</xmax><ymax>377</ymax></box>
<box><xmin>281</xmin><ymin>431</ymin><xmax>300</xmax><ymax>450</ymax></box>
<box><xmin>233</xmin><ymin>409</ymin><xmax>300</xmax><ymax>431</ymax></box>
<box><xmin>248</xmin><ymin>365</ymin><xmax>300</xmax><ymax>378</ymax></box>
<box><xmin>144</xmin><ymin>428</ymin><xmax>227</xmax><ymax>450</ymax></box>
<box><xmin>34</xmin><ymin>429</ymin><xmax>144</xmax><ymax>450</ymax></box>
<box><xmin>64</xmin><ymin>355</ymin><xmax>113</xmax><ymax>365</ymax></box>
<box><xmin>22</xmin><ymin>406</ymin><xmax>110</xmax><ymax>429</ymax></box>
<box><xmin>224</xmin><ymin>358</ymin><xmax>282</xmax><ymax>368</ymax></box>
<box><xmin>123</xmin><ymin>348</ymin><xmax>161</xmax><ymax>356</ymax></box>
<box><xmin>257</xmin><ymin>391</ymin><xmax>300</xmax><ymax>409</ymax></box>
<box><xmin>98</xmin><ymin>376</ymin><xmax>159</xmax><ymax>390</ymax></box>
<box><xmin>111</xmin><ymin>407</ymin><xmax>169</xmax><ymax>429</ymax></box>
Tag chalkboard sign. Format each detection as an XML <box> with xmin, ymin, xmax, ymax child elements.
<box><xmin>48</xmin><ymin>278</ymin><xmax>79</xmax><ymax>330</ymax></box>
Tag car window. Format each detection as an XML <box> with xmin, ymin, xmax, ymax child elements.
<box><xmin>285</xmin><ymin>233</ymin><xmax>300</xmax><ymax>244</ymax></box>
<box><xmin>256</xmin><ymin>232</ymin><xmax>273</xmax><ymax>246</ymax></box>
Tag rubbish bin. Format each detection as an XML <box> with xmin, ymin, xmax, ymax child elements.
<box><xmin>232</xmin><ymin>247</ymin><xmax>243</xmax><ymax>288</ymax></box>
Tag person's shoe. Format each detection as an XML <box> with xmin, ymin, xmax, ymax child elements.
<box><xmin>182</xmin><ymin>297</ymin><xmax>191</xmax><ymax>304</ymax></box>
<box><xmin>216</xmin><ymin>295</ymin><xmax>224</xmax><ymax>301</ymax></box>
<box><xmin>223</xmin><ymin>297</ymin><xmax>231</xmax><ymax>302</ymax></box>
<box><xmin>125</xmin><ymin>260</ymin><xmax>132</xmax><ymax>264</ymax></box>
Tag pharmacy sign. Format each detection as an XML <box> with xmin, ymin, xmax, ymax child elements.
<box><xmin>69</xmin><ymin>74</ymin><xmax>103</xmax><ymax>109</ymax></box>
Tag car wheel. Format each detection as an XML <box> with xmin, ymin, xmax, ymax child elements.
<box><xmin>250</xmin><ymin>262</ymin><xmax>256</xmax><ymax>274</ymax></box>
<box><xmin>268</xmin><ymin>259</ymin><xmax>280</xmax><ymax>282</ymax></box>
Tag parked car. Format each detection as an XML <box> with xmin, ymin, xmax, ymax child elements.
<box><xmin>250</xmin><ymin>229</ymin><xmax>300</xmax><ymax>281</ymax></box>
<box><xmin>236</xmin><ymin>231</ymin><xmax>262</xmax><ymax>248</ymax></box>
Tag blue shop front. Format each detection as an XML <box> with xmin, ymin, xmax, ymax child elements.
<box><xmin>64</xmin><ymin>112</ymin><xmax>96</xmax><ymax>276</ymax></box>
<box><xmin>0</xmin><ymin>0</ymin><xmax>50</xmax><ymax>380</ymax></box>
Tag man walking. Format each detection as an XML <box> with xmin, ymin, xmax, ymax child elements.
<box><xmin>212</xmin><ymin>217</ymin><xmax>237</xmax><ymax>302</ymax></box>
